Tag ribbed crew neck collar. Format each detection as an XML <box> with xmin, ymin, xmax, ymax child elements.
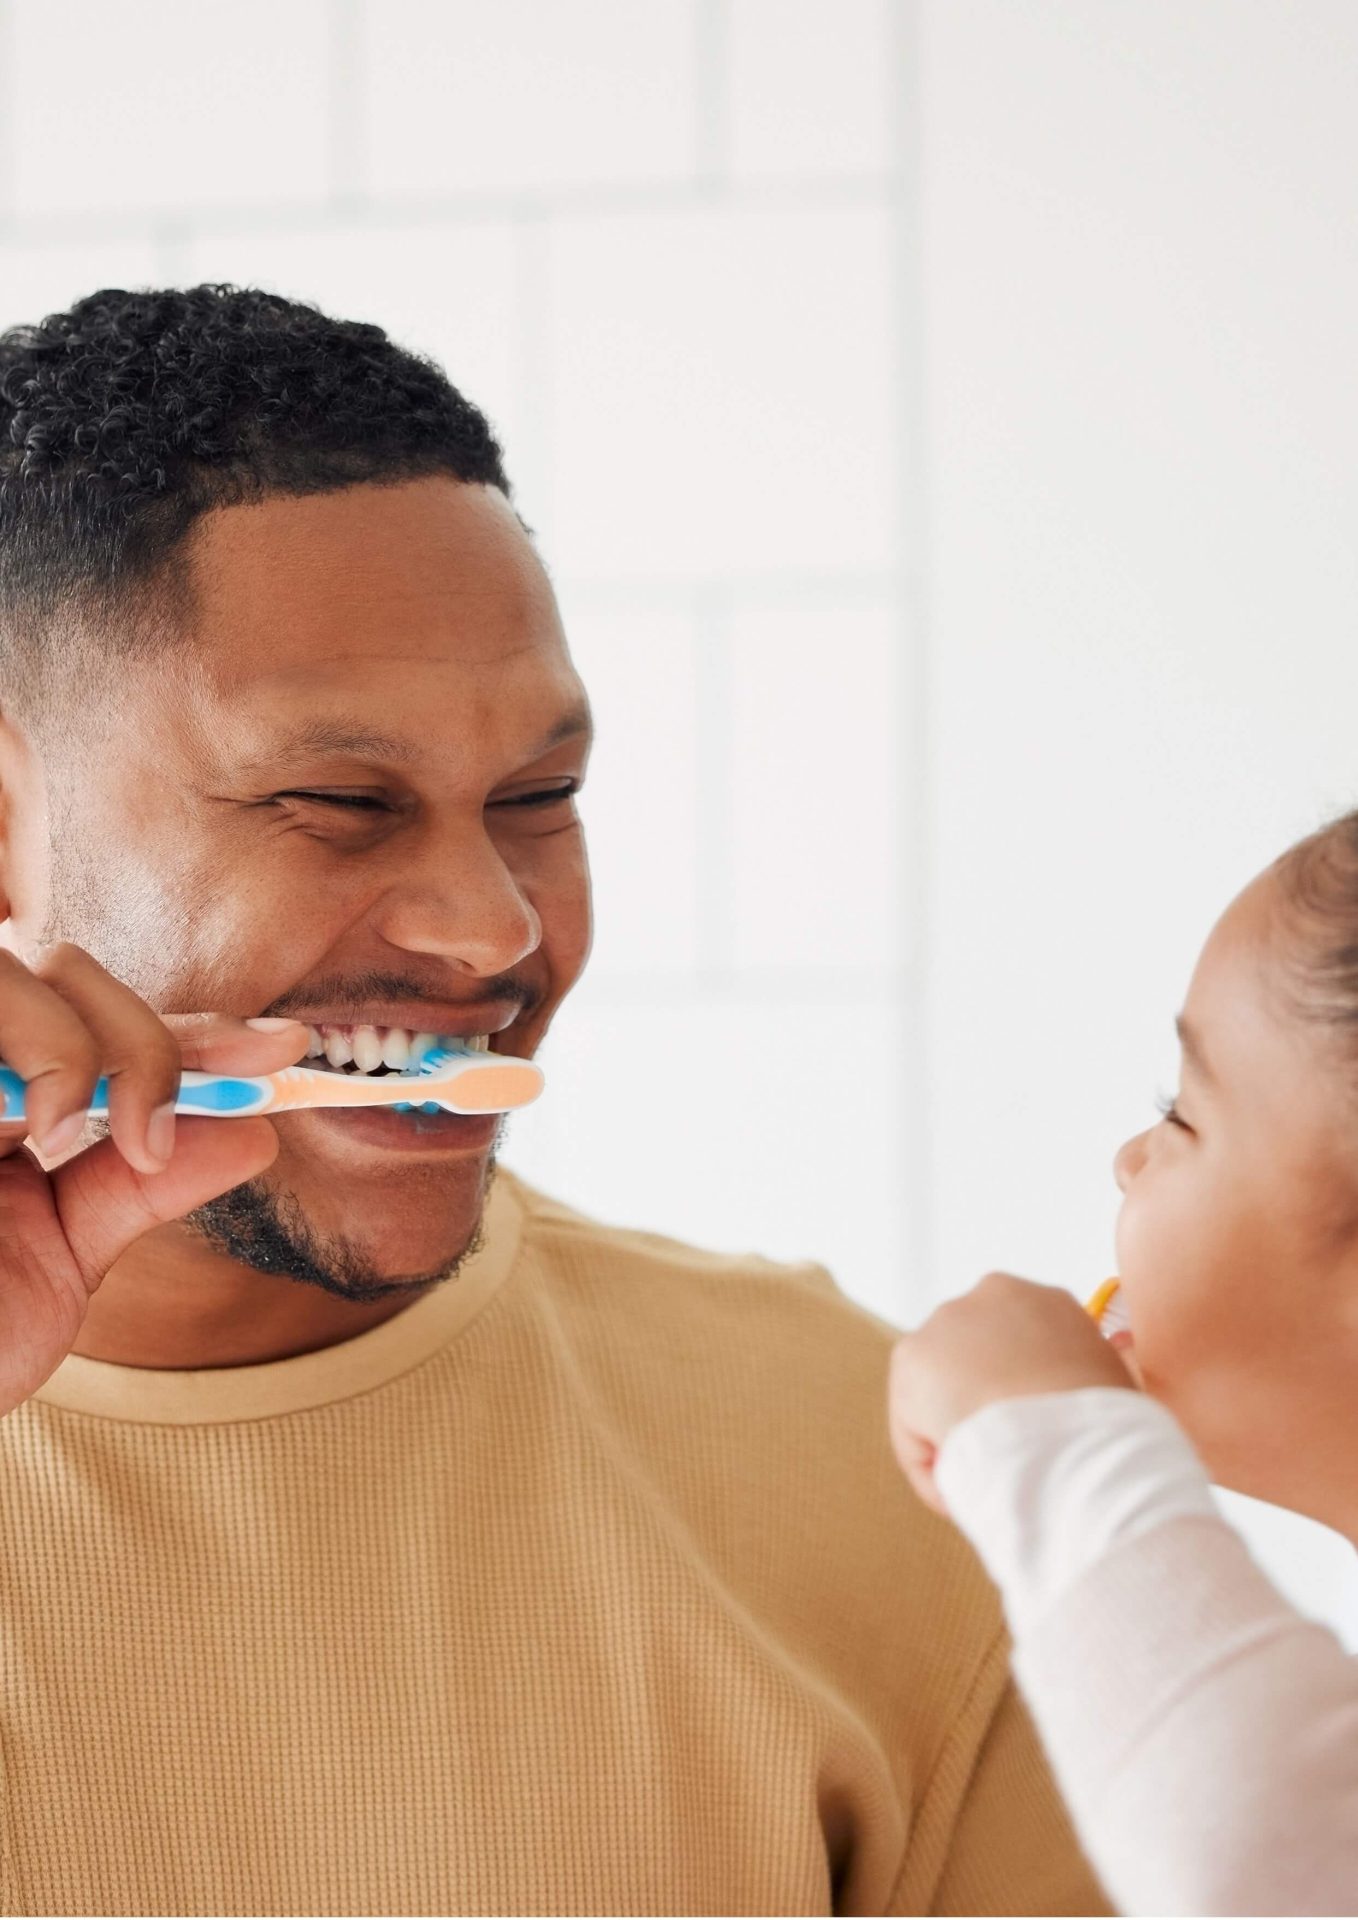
<box><xmin>31</xmin><ymin>1166</ymin><xmax>526</xmax><ymax>1425</ymax></box>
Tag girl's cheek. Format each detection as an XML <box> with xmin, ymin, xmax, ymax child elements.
<box><xmin>1114</xmin><ymin>1176</ymin><xmax>1197</xmax><ymax>1362</ymax></box>
<box><xmin>1113</xmin><ymin>1180</ymin><xmax>1158</xmax><ymax>1296</ymax></box>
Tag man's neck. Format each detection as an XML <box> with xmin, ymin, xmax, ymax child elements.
<box><xmin>74</xmin><ymin>1222</ymin><xmax>425</xmax><ymax>1369</ymax></box>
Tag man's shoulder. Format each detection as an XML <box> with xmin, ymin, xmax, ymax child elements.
<box><xmin>497</xmin><ymin>1163</ymin><xmax>958</xmax><ymax>1578</ymax></box>
<box><xmin>497</xmin><ymin>1165</ymin><xmax>1008</xmax><ymax>1742</ymax></box>
<box><xmin>501</xmin><ymin>1163</ymin><xmax>896</xmax><ymax>1378</ymax></box>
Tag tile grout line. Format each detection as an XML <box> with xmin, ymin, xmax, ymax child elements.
<box><xmin>891</xmin><ymin>0</ymin><xmax>934</xmax><ymax>1318</ymax></box>
<box><xmin>153</xmin><ymin>220</ymin><xmax>190</xmax><ymax>286</ymax></box>
<box><xmin>327</xmin><ymin>0</ymin><xmax>364</xmax><ymax>211</ymax></box>
<box><xmin>574</xmin><ymin>971</ymin><xmax>906</xmax><ymax>1004</ymax></box>
<box><xmin>693</xmin><ymin>586</ymin><xmax>736</xmax><ymax>986</ymax></box>
<box><xmin>0</xmin><ymin>0</ymin><xmax>11</xmax><ymax>230</ymax></box>
<box><xmin>0</xmin><ymin>171</ymin><xmax>897</xmax><ymax>252</ymax></box>
<box><xmin>510</xmin><ymin>206</ymin><xmax>553</xmax><ymax>548</ymax></box>
<box><xmin>694</xmin><ymin>0</ymin><xmax>731</xmax><ymax>193</ymax></box>
<box><xmin>552</xmin><ymin>569</ymin><xmax>899</xmax><ymax>609</ymax></box>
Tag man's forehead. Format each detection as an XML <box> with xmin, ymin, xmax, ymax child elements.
<box><xmin>236</xmin><ymin>700</ymin><xmax>593</xmax><ymax>774</ymax></box>
<box><xmin>179</xmin><ymin>479</ymin><xmax>561</xmax><ymax>663</ymax></box>
<box><xmin>155</xmin><ymin>641</ymin><xmax>591</xmax><ymax>775</ymax></box>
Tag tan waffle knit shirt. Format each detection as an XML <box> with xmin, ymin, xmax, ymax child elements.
<box><xmin>0</xmin><ymin>1167</ymin><xmax>1106</xmax><ymax>1917</ymax></box>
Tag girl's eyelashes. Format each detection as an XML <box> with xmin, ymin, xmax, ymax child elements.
<box><xmin>1155</xmin><ymin>1088</ymin><xmax>1188</xmax><ymax>1128</ymax></box>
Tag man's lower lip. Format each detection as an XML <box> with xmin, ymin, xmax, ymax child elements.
<box><xmin>301</xmin><ymin>1106</ymin><xmax>500</xmax><ymax>1153</ymax></box>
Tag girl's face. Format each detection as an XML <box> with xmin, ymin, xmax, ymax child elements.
<box><xmin>1112</xmin><ymin>863</ymin><xmax>1358</xmax><ymax>1528</ymax></box>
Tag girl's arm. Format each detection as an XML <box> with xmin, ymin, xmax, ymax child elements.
<box><xmin>935</xmin><ymin>1389</ymin><xmax>1358</xmax><ymax>1917</ymax></box>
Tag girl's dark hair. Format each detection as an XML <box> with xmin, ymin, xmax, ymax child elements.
<box><xmin>1271</xmin><ymin>811</ymin><xmax>1358</xmax><ymax>1039</ymax></box>
<box><xmin>0</xmin><ymin>284</ymin><xmax>511</xmax><ymax>744</ymax></box>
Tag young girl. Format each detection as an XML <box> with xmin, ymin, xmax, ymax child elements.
<box><xmin>888</xmin><ymin>810</ymin><xmax>1358</xmax><ymax>1917</ymax></box>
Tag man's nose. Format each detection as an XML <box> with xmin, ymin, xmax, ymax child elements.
<box><xmin>1112</xmin><ymin>1130</ymin><xmax>1148</xmax><ymax>1194</ymax></box>
<box><xmin>378</xmin><ymin>828</ymin><xmax>543</xmax><ymax>976</ymax></box>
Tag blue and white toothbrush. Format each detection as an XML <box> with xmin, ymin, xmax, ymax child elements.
<box><xmin>0</xmin><ymin>1038</ymin><xmax>544</xmax><ymax>1126</ymax></box>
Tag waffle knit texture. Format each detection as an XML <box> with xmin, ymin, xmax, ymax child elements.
<box><xmin>0</xmin><ymin>1166</ymin><xmax>1107</xmax><ymax>1916</ymax></box>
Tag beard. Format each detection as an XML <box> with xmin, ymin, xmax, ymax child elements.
<box><xmin>175</xmin><ymin>1123</ymin><xmax>507</xmax><ymax>1303</ymax></box>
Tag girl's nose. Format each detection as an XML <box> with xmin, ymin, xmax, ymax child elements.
<box><xmin>1113</xmin><ymin>1130</ymin><xmax>1149</xmax><ymax>1194</ymax></box>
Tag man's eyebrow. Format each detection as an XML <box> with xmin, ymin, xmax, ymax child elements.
<box><xmin>530</xmin><ymin>700</ymin><xmax>594</xmax><ymax>756</ymax></box>
<box><xmin>1174</xmin><ymin>1013</ymin><xmax>1215</xmax><ymax>1084</ymax></box>
<box><xmin>244</xmin><ymin>699</ymin><xmax>593</xmax><ymax>771</ymax></box>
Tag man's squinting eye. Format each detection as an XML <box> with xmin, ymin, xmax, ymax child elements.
<box><xmin>279</xmin><ymin>781</ymin><xmax>582</xmax><ymax>813</ymax></box>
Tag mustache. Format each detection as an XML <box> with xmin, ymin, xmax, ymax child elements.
<box><xmin>266</xmin><ymin>970</ymin><xmax>540</xmax><ymax>1025</ymax></box>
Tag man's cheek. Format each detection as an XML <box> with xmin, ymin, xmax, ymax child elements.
<box><xmin>541</xmin><ymin>874</ymin><xmax>593</xmax><ymax>988</ymax></box>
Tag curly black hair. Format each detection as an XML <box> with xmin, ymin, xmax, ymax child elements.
<box><xmin>0</xmin><ymin>284</ymin><xmax>511</xmax><ymax>746</ymax></box>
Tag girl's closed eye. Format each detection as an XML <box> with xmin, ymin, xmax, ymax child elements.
<box><xmin>1155</xmin><ymin>1088</ymin><xmax>1189</xmax><ymax>1129</ymax></box>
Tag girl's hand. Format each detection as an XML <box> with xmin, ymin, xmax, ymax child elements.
<box><xmin>888</xmin><ymin>1272</ymin><xmax>1139</xmax><ymax>1515</ymax></box>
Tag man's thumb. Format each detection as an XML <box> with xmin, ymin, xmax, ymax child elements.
<box><xmin>52</xmin><ymin>1116</ymin><xmax>281</xmax><ymax>1286</ymax></box>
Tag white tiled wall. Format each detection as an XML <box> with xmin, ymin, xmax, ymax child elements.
<box><xmin>2</xmin><ymin>0</ymin><xmax>1355</xmax><ymax>1634</ymax></box>
<box><xmin>542</xmin><ymin>201</ymin><xmax>898</xmax><ymax>579</ymax></box>
<box><xmin>359</xmin><ymin>1</ymin><xmax>700</xmax><ymax>197</ymax></box>
<box><xmin>10</xmin><ymin>1</ymin><xmax>332</xmax><ymax>217</ymax></box>
<box><xmin>0</xmin><ymin>0</ymin><xmax>910</xmax><ymax>1326</ymax></box>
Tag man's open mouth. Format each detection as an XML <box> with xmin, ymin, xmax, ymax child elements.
<box><xmin>302</xmin><ymin>1024</ymin><xmax>494</xmax><ymax>1078</ymax></box>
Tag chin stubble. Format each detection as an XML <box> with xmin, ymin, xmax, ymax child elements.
<box><xmin>87</xmin><ymin>1114</ymin><xmax>504</xmax><ymax>1304</ymax></box>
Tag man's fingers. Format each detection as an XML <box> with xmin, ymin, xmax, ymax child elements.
<box><xmin>51</xmin><ymin>1116</ymin><xmax>283</xmax><ymax>1288</ymax></box>
<box><xmin>161</xmin><ymin>1013</ymin><xmax>311</xmax><ymax>1072</ymax></box>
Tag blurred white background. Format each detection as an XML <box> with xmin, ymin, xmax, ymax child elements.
<box><xmin>1</xmin><ymin>0</ymin><xmax>1355</xmax><ymax>1638</ymax></box>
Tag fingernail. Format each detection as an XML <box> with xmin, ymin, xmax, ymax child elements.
<box><xmin>245</xmin><ymin>1017</ymin><xmax>303</xmax><ymax>1032</ymax></box>
<box><xmin>146</xmin><ymin>1102</ymin><xmax>177</xmax><ymax>1165</ymax></box>
<box><xmin>39</xmin><ymin>1110</ymin><xmax>87</xmax><ymax>1157</ymax></box>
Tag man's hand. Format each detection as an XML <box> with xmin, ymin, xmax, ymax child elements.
<box><xmin>888</xmin><ymin>1273</ymin><xmax>1139</xmax><ymax>1515</ymax></box>
<box><xmin>0</xmin><ymin>940</ymin><xmax>311</xmax><ymax>1418</ymax></box>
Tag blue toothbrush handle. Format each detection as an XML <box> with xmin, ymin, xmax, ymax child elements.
<box><xmin>0</xmin><ymin>1066</ymin><xmax>270</xmax><ymax>1125</ymax></box>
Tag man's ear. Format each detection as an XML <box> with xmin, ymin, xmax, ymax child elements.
<box><xmin>0</xmin><ymin>699</ymin><xmax>55</xmax><ymax>962</ymax></box>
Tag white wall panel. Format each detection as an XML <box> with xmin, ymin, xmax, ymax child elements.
<box><xmin>0</xmin><ymin>242</ymin><xmax>163</xmax><ymax>330</ymax></box>
<box><xmin>729</xmin><ymin>0</ymin><xmax>894</xmax><ymax>178</ymax></box>
<box><xmin>558</xmin><ymin>599</ymin><xmax>704</xmax><ymax>978</ymax></box>
<box><xmin>545</xmin><ymin>202</ymin><xmax>897</xmax><ymax>580</ymax></box>
<box><xmin>727</xmin><ymin>597</ymin><xmax>901</xmax><ymax>973</ymax></box>
<box><xmin>359</xmin><ymin>0</ymin><xmax>699</xmax><ymax>198</ymax></box>
<box><xmin>10</xmin><ymin>0</ymin><xmax>330</xmax><ymax>217</ymax></box>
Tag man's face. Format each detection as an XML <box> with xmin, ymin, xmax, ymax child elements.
<box><xmin>27</xmin><ymin>476</ymin><xmax>593</xmax><ymax>1301</ymax></box>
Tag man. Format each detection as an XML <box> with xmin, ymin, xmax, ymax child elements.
<box><xmin>0</xmin><ymin>287</ymin><xmax>1106</xmax><ymax>1915</ymax></box>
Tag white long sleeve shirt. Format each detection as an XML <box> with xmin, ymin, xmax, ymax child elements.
<box><xmin>934</xmin><ymin>1388</ymin><xmax>1358</xmax><ymax>1917</ymax></box>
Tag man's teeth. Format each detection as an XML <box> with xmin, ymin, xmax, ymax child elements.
<box><xmin>303</xmin><ymin>1024</ymin><xmax>493</xmax><ymax>1074</ymax></box>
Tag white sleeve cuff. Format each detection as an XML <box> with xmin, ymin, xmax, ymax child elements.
<box><xmin>933</xmin><ymin>1387</ymin><xmax>1218</xmax><ymax>1638</ymax></box>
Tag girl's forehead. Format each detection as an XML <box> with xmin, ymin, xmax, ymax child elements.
<box><xmin>1188</xmin><ymin>877</ymin><xmax>1267</xmax><ymax>999</ymax></box>
<box><xmin>1182</xmin><ymin>876</ymin><xmax>1297</xmax><ymax>1073</ymax></box>
<box><xmin>1188</xmin><ymin>866</ymin><xmax>1348</xmax><ymax>1104</ymax></box>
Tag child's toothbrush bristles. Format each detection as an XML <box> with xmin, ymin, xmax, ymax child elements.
<box><xmin>1085</xmin><ymin>1276</ymin><xmax>1131</xmax><ymax>1339</ymax></box>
